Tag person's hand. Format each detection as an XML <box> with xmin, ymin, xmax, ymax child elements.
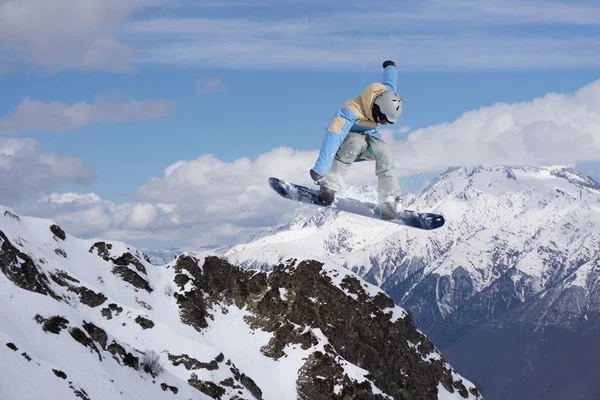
<box><xmin>383</xmin><ymin>60</ymin><xmax>396</xmax><ymax>68</ymax></box>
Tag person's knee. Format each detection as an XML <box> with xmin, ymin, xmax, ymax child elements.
<box><xmin>374</xmin><ymin>142</ymin><xmax>393</xmax><ymax>163</ymax></box>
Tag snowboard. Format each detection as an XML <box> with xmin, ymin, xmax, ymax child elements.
<box><xmin>268</xmin><ymin>177</ymin><xmax>445</xmax><ymax>230</ymax></box>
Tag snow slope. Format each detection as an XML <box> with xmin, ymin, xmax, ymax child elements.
<box><xmin>0</xmin><ymin>206</ymin><xmax>480</xmax><ymax>399</ymax></box>
<box><xmin>220</xmin><ymin>164</ymin><xmax>600</xmax><ymax>400</ymax></box>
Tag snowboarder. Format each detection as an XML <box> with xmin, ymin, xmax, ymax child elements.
<box><xmin>309</xmin><ymin>60</ymin><xmax>403</xmax><ymax>220</ymax></box>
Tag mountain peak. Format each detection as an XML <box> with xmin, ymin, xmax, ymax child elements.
<box><xmin>416</xmin><ymin>165</ymin><xmax>600</xmax><ymax>207</ymax></box>
<box><xmin>433</xmin><ymin>165</ymin><xmax>599</xmax><ymax>189</ymax></box>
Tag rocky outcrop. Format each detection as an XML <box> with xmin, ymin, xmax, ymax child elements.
<box><xmin>111</xmin><ymin>265</ymin><xmax>153</xmax><ymax>292</ymax></box>
<box><xmin>173</xmin><ymin>255</ymin><xmax>481</xmax><ymax>399</ymax></box>
<box><xmin>188</xmin><ymin>377</ymin><xmax>226</xmax><ymax>399</ymax></box>
<box><xmin>168</xmin><ymin>353</ymin><xmax>222</xmax><ymax>371</ymax></box>
<box><xmin>50</xmin><ymin>271</ymin><xmax>107</xmax><ymax>308</ymax></box>
<box><xmin>50</xmin><ymin>224</ymin><xmax>66</xmax><ymax>241</ymax></box>
<box><xmin>89</xmin><ymin>242</ymin><xmax>152</xmax><ymax>292</ymax></box>
<box><xmin>167</xmin><ymin>350</ymin><xmax>262</xmax><ymax>398</ymax></box>
<box><xmin>4</xmin><ymin>210</ymin><xmax>20</xmax><ymax>221</ymax></box>
<box><xmin>101</xmin><ymin>303</ymin><xmax>123</xmax><ymax>320</ymax></box>
<box><xmin>35</xmin><ymin>315</ymin><xmax>69</xmax><ymax>334</ymax></box>
<box><xmin>135</xmin><ymin>315</ymin><xmax>155</xmax><ymax>330</ymax></box>
<box><xmin>0</xmin><ymin>230</ymin><xmax>59</xmax><ymax>299</ymax></box>
<box><xmin>1</xmin><ymin>207</ymin><xmax>480</xmax><ymax>400</ymax></box>
<box><xmin>83</xmin><ymin>321</ymin><xmax>109</xmax><ymax>350</ymax></box>
<box><xmin>160</xmin><ymin>383</ymin><xmax>178</xmax><ymax>394</ymax></box>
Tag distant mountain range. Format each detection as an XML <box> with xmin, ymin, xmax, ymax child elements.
<box><xmin>224</xmin><ymin>165</ymin><xmax>600</xmax><ymax>400</ymax></box>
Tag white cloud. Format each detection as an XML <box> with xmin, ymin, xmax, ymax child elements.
<box><xmin>3</xmin><ymin>0</ymin><xmax>600</xmax><ymax>73</ymax></box>
<box><xmin>0</xmin><ymin>92</ymin><xmax>173</xmax><ymax>135</ymax></box>
<box><xmin>195</xmin><ymin>76</ymin><xmax>227</xmax><ymax>94</ymax></box>
<box><xmin>0</xmin><ymin>0</ymin><xmax>162</xmax><ymax>72</ymax></box>
<box><xmin>14</xmin><ymin>78</ymin><xmax>600</xmax><ymax>248</ymax></box>
<box><xmin>389</xmin><ymin>78</ymin><xmax>600</xmax><ymax>176</ymax></box>
<box><xmin>127</xmin><ymin>1</ymin><xmax>600</xmax><ymax>70</ymax></box>
<box><xmin>16</xmin><ymin>147</ymin><xmax>321</xmax><ymax>245</ymax></box>
<box><xmin>0</xmin><ymin>138</ymin><xmax>95</xmax><ymax>205</ymax></box>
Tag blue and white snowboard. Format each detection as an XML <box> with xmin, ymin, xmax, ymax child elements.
<box><xmin>269</xmin><ymin>177</ymin><xmax>445</xmax><ymax>230</ymax></box>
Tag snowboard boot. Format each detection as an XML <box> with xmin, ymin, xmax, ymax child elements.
<box><xmin>378</xmin><ymin>198</ymin><xmax>400</xmax><ymax>220</ymax></box>
<box><xmin>318</xmin><ymin>187</ymin><xmax>336</xmax><ymax>205</ymax></box>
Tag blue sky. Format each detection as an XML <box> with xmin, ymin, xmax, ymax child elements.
<box><xmin>1</xmin><ymin>0</ymin><xmax>600</xmax><ymax>249</ymax></box>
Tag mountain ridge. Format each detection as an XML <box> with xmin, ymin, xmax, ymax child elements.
<box><xmin>0</xmin><ymin>205</ymin><xmax>479</xmax><ymax>399</ymax></box>
<box><xmin>223</xmin><ymin>164</ymin><xmax>600</xmax><ymax>399</ymax></box>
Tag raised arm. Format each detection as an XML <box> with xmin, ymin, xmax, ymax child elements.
<box><xmin>381</xmin><ymin>60</ymin><xmax>397</xmax><ymax>91</ymax></box>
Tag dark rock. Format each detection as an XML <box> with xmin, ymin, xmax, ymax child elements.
<box><xmin>168</xmin><ymin>353</ymin><xmax>220</xmax><ymax>371</ymax></box>
<box><xmin>82</xmin><ymin>321</ymin><xmax>108</xmax><ymax>350</ymax></box>
<box><xmin>54</xmin><ymin>248</ymin><xmax>67</xmax><ymax>258</ymax></box>
<box><xmin>69</xmin><ymin>328</ymin><xmax>102</xmax><ymax>361</ymax></box>
<box><xmin>4</xmin><ymin>210</ymin><xmax>20</xmax><ymax>220</ymax></box>
<box><xmin>297</xmin><ymin>351</ymin><xmax>387</xmax><ymax>400</ymax></box>
<box><xmin>229</xmin><ymin>364</ymin><xmax>263</xmax><ymax>400</ymax></box>
<box><xmin>50</xmin><ymin>270</ymin><xmax>80</xmax><ymax>286</ymax></box>
<box><xmin>107</xmin><ymin>341</ymin><xmax>139</xmax><ymax>370</ymax></box>
<box><xmin>135</xmin><ymin>315</ymin><xmax>155</xmax><ymax>330</ymax></box>
<box><xmin>220</xmin><ymin>378</ymin><xmax>242</xmax><ymax>389</ymax></box>
<box><xmin>69</xmin><ymin>383</ymin><xmax>91</xmax><ymax>400</ymax></box>
<box><xmin>173</xmin><ymin>256</ymin><xmax>479</xmax><ymax>399</ymax></box>
<box><xmin>172</xmin><ymin>256</ymin><xmax>211</xmax><ymax>330</ymax></box>
<box><xmin>188</xmin><ymin>374</ymin><xmax>226</xmax><ymax>399</ymax></box>
<box><xmin>112</xmin><ymin>266</ymin><xmax>153</xmax><ymax>293</ymax></box>
<box><xmin>89</xmin><ymin>242</ymin><xmax>148</xmax><ymax>275</ymax></box>
<box><xmin>49</xmin><ymin>270</ymin><xmax>106</xmax><ymax>307</ymax></box>
<box><xmin>173</xmin><ymin>273</ymin><xmax>190</xmax><ymax>289</ymax></box>
<box><xmin>89</xmin><ymin>241</ymin><xmax>113</xmax><ymax>260</ymax></box>
<box><xmin>0</xmin><ymin>230</ymin><xmax>59</xmax><ymax>299</ymax></box>
<box><xmin>160</xmin><ymin>383</ymin><xmax>178</xmax><ymax>394</ymax></box>
<box><xmin>122</xmin><ymin>352</ymin><xmax>139</xmax><ymax>370</ymax></box>
<box><xmin>135</xmin><ymin>297</ymin><xmax>153</xmax><ymax>310</ymax></box>
<box><xmin>52</xmin><ymin>369</ymin><xmax>67</xmax><ymax>379</ymax></box>
<box><xmin>108</xmin><ymin>303</ymin><xmax>123</xmax><ymax>312</ymax></box>
<box><xmin>50</xmin><ymin>224</ymin><xmax>66</xmax><ymax>241</ymax></box>
<box><xmin>101</xmin><ymin>308</ymin><xmax>113</xmax><ymax>320</ymax></box>
<box><xmin>6</xmin><ymin>342</ymin><xmax>18</xmax><ymax>351</ymax></box>
<box><xmin>21</xmin><ymin>352</ymin><xmax>32</xmax><ymax>361</ymax></box>
<box><xmin>112</xmin><ymin>252</ymin><xmax>147</xmax><ymax>275</ymax></box>
<box><xmin>35</xmin><ymin>315</ymin><xmax>69</xmax><ymax>335</ymax></box>
<box><xmin>75</xmin><ymin>287</ymin><xmax>107</xmax><ymax>308</ymax></box>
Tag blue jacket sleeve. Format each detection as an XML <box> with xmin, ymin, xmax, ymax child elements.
<box><xmin>382</xmin><ymin>65</ymin><xmax>397</xmax><ymax>91</ymax></box>
<box><xmin>312</xmin><ymin>107</ymin><xmax>357</xmax><ymax>175</ymax></box>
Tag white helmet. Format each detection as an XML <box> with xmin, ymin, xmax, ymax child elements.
<box><xmin>373</xmin><ymin>90</ymin><xmax>402</xmax><ymax>123</ymax></box>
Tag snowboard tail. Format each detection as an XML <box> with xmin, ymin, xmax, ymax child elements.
<box><xmin>268</xmin><ymin>177</ymin><xmax>444</xmax><ymax>230</ymax></box>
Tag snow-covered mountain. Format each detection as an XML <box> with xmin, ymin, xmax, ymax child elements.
<box><xmin>224</xmin><ymin>165</ymin><xmax>600</xmax><ymax>400</ymax></box>
<box><xmin>141</xmin><ymin>247</ymin><xmax>183</xmax><ymax>265</ymax></box>
<box><xmin>142</xmin><ymin>246</ymin><xmax>230</xmax><ymax>266</ymax></box>
<box><xmin>0</xmin><ymin>206</ymin><xmax>481</xmax><ymax>399</ymax></box>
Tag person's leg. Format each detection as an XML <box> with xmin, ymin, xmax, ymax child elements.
<box><xmin>319</xmin><ymin>133</ymin><xmax>368</xmax><ymax>203</ymax></box>
<box><xmin>366</xmin><ymin>136</ymin><xmax>401</xmax><ymax>218</ymax></box>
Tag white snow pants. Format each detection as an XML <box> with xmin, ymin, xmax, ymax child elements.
<box><xmin>321</xmin><ymin>132</ymin><xmax>401</xmax><ymax>203</ymax></box>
